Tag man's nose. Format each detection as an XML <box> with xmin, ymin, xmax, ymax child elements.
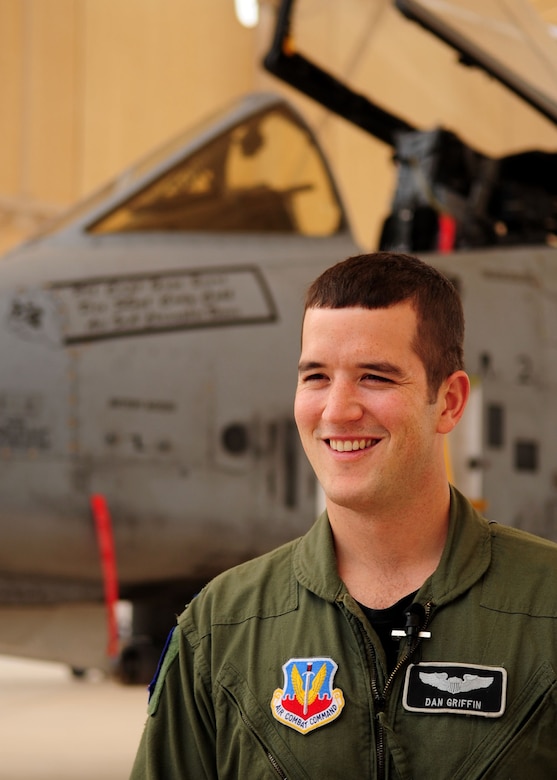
<box><xmin>322</xmin><ymin>380</ymin><xmax>363</xmax><ymax>423</ymax></box>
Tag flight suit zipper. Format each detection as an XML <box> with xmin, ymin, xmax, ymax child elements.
<box><xmin>240</xmin><ymin>711</ymin><xmax>288</xmax><ymax>779</ymax></box>
<box><xmin>344</xmin><ymin>600</ymin><xmax>432</xmax><ymax>779</ymax></box>
<box><xmin>375</xmin><ymin>601</ymin><xmax>432</xmax><ymax>779</ymax></box>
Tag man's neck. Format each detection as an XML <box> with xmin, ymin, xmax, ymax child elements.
<box><xmin>328</xmin><ymin>486</ymin><xmax>450</xmax><ymax>610</ymax></box>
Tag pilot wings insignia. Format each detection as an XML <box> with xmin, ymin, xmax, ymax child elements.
<box><xmin>419</xmin><ymin>671</ymin><xmax>494</xmax><ymax>694</ymax></box>
<box><xmin>403</xmin><ymin>662</ymin><xmax>507</xmax><ymax>717</ymax></box>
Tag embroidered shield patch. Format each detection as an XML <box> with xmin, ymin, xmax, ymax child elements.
<box><xmin>403</xmin><ymin>662</ymin><xmax>507</xmax><ymax>717</ymax></box>
<box><xmin>271</xmin><ymin>657</ymin><xmax>345</xmax><ymax>734</ymax></box>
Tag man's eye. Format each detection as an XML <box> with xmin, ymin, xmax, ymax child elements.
<box><xmin>363</xmin><ymin>374</ymin><xmax>392</xmax><ymax>383</ymax></box>
<box><xmin>303</xmin><ymin>373</ymin><xmax>326</xmax><ymax>382</ymax></box>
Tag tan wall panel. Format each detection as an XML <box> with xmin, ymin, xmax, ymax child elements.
<box><xmin>23</xmin><ymin>0</ymin><xmax>79</xmax><ymax>204</ymax></box>
<box><xmin>0</xmin><ymin>0</ymin><xmax>24</xmax><ymax>195</ymax></box>
<box><xmin>534</xmin><ymin>1</ymin><xmax>557</xmax><ymax>22</ymax></box>
<box><xmin>80</xmin><ymin>0</ymin><xmax>256</xmax><ymax>194</ymax></box>
<box><xmin>0</xmin><ymin>0</ymin><xmax>79</xmax><ymax>251</ymax></box>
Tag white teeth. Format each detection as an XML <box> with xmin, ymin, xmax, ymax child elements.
<box><xmin>329</xmin><ymin>439</ymin><xmax>373</xmax><ymax>452</ymax></box>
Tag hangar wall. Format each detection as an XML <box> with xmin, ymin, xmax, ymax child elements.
<box><xmin>0</xmin><ymin>0</ymin><xmax>257</xmax><ymax>253</ymax></box>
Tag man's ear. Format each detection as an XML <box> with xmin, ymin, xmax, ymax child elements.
<box><xmin>436</xmin><ymin>371</ymin><xmax>470</xmax><ymax>434</ymax></box>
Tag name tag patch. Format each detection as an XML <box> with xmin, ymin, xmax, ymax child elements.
<box><xmin>403</xmin><ymin>662</ymin><xmax>507</xmax><ymax>717</ymax></box>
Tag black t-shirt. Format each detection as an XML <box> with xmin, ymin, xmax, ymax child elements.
<box><xmin>357</xmin><ymin>591</ymin><xmax>418</xmax><ymax>673</ymax></box>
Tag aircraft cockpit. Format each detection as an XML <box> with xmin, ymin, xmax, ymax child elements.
<box><xmin>30</xmin><ymin>94</ymin><xmax>347</xmax><ymax>245</ymax></box>
<box><xmin>88</xmin><ymin>104</ymin><xmax>344</xmax><ymax>236</ymax></box>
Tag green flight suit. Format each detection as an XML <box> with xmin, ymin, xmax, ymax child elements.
<box><xmin>131</xmin><ymin>487</ymin><xmax>557</xmax><ymax>778</ymax></box>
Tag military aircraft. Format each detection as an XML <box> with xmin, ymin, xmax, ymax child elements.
<box><xmin>0</xmin><ymin>92</ymin><xmax>358</xmax><ymax>681</ymax></box>
<box><xmin>2</xmin><ymin>0</ymin><xmax>557</xmax><ymax>682</ymax></box>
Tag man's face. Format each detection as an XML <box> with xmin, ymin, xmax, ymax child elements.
<box><xmin>294</xmin><ymin>303</ymin><xmax>447</xmax><ymax>515</ymax></box>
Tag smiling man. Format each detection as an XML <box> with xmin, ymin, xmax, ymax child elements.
<box><xmin>131</xmin><ymin>253</ymin><xmax>557</xmax><ymax>779</ymax></box>
<box><xmin>295</xmin><ymin>297</ymin><xmax>468</xmax><ymax>612</ymax></box>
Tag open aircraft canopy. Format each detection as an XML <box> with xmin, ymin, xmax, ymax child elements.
<box><xmin>397</xmin><ymin>0</ymin><xmax>557</xmax><ymax>127</ymax></box>
<box><xmin>264</xmin><ymin>0</ymin><xmax>557</xmax><ymax>251</ymax></box>
<box><xmin>264</xmin><ymin>0</ymin><xmax>557</xmax><ymax>158</ymax></box>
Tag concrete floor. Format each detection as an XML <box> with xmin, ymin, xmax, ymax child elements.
<box><xmin>0</xmin><ymin>655</ymin><xmax>148</xmax><ymax>780</ymax></box>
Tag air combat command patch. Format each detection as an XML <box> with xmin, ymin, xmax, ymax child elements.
<box><xmin>271</xmin><ymin>657</ymin><xmax>345</xmax><ymax>734</ymax></box>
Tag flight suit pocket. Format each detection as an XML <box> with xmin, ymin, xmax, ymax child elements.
<box><xmin>453</xmin><ymin>661</ymin><xmax>557</xmax><ymax>779</ymax></box>
<box><xmin>216</xmin><ymin>662</ymin><xmax>311</xmax><ymax>780</ymax></box>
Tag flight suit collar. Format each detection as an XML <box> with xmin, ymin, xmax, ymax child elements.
<box><xmin>419</xmin><ymin>486</ymin><xmax>492</xmax><ymax>607</ymax></box>
<box><xmin>293</xmin><ymin>486</ymin><xmax>492</xmax><ymax>607</ymax></box>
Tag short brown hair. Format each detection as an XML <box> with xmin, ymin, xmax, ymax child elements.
<box><xmin>304</xmin><ymin>252</ymin><xmax>464</xmax><ymax>399</ymax></box>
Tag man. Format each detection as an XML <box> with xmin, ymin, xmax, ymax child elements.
<box><xmin>131</xmin><ymin>252</ymin><xmax>557</xmax><ymax>779</ymax></box>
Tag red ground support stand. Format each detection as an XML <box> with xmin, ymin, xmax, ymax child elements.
<box><xmin>90</xmin><ymin>494</ymin><xmax>120</xmax><ymax>660</ymax></box>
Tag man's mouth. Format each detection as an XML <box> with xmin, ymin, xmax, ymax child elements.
<box><xmin>327</xmin><ymin>438</ymin><xmax>376</xmax><ymax>452</ymax></box>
